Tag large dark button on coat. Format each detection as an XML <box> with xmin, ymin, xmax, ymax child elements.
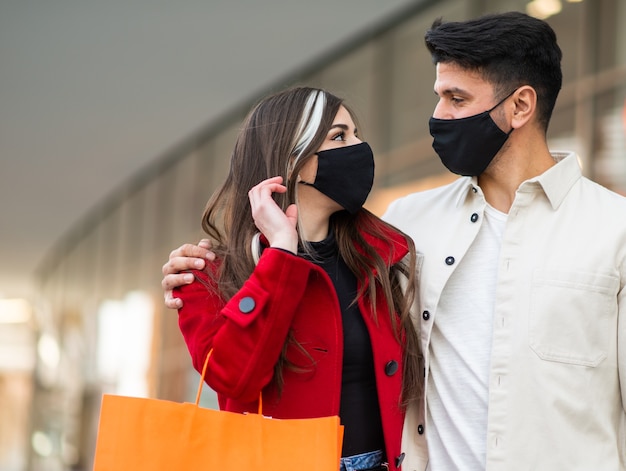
<box><xmin>445</xmin><ymin>256</ymin><xmax>455</xmax><ymax>265</ymax></box>
<box><xmin>238</xmin><ymin>296</ymin><xmax>255</xmax><ymax>313</ymax></box>
<box><xmin>422</xmin><ymin>310</ymin><xmax>430</xmax><ymax>321</ymax></box>
<box><xmin>385</xmin><ymin>360</ymin><xmax>399</xmax><ymax>376</ymax></box>
<box><xmin>470</xmin><ymin>213</ymin><xmax>479</xmax><ymax>222</ymax></box>
<box><xmin>417</xmin><ymin>424</ymin><xmax>424</xmax><ymax>435</ymax></box>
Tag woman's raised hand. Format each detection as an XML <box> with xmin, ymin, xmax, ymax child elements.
<box><xmin>248</xmin><ymin>176</ymin><xmax>298</xmax><ymax>254</ymax></box>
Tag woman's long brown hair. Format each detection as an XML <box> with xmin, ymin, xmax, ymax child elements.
<box><xmin>200</xmin><ymin>86</ymin><xmax>421</xmax><ymax>407</ymax></box>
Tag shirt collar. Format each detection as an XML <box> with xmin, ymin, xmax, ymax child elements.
<box><xmin>523</xmin><ymin>151</ymin><xmax>581</xmax><ymax>210</ymax></box>
<box><xmin>458</xmin><ymin>151</ymin><xmax>582</xmax><ymax>209</ymax></box>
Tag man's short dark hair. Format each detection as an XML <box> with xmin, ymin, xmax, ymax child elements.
<box><xmin>425</xmin><ymin>11</ymin><xmax>563</xmax><ymax>131</ymax></box>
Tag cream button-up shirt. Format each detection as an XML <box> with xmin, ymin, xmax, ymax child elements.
<box><xmin>384</xmin><ymin>152</ymin><xmax>626</xmax><ymax>471</ymax></box>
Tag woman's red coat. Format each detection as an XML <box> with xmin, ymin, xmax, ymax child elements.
<box><xmin>174</xmin><ymin>225</ymin><xmax>409</xmax><ymax>470</ymax></box>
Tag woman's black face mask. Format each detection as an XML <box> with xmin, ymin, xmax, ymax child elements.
<box><xmin>298</xmin><ymin>142</ymin><xmax>374</xmax><ymax>214</ymax></box>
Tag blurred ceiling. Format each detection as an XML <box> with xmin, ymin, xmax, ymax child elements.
<box><xmin>0</xmin><ymin>1</ymin><xmax>421</xmax><ymax>299</ymax></box>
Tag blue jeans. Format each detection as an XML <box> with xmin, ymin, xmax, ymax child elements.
<box><xmin>339</xmin><ymin>450</ymin><xmax>386</xmax><ymax>471</ymax></box>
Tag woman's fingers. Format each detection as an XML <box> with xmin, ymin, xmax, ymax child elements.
<box><xmin>248</xmin><ymin>177</ymin><xmax>297</xmax><ymax>253</ymax></box>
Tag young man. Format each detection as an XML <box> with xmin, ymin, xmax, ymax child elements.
<box><xmin>162</xmin><ymin>11</ymin><xmax>626</xmax><ymax>471</ymax></box>
<box><xmin>384</xmin><ymin>11</ymin><xmax>626</xmax><ymax>471</ymax></box>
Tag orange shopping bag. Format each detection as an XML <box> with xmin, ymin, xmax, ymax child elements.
<box><xmin>93</xmin><ymin>351</ymin><xmax>344</xmax><ymax>470</ymax></box>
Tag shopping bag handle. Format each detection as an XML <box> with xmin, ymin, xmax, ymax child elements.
<box><xmin>195</xmin><ymin>349</ymin><xmax>263</xmax><ymax>415</ymax></box>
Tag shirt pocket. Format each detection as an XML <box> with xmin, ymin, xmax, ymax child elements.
<box><xmin>529</xmin><ymin>269</ymin><xmax>619</xmax><ymax>367</ymax></box>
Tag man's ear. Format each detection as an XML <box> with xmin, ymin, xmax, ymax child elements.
<box><xmin>511</xmin><ymin>85</ymin><xmax>537</xmax><ymax>129</ymax></box>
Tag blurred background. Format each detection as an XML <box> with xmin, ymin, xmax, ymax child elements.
<box><xmin>1</xmin><ymin>0</ymin><xmax>625</xmax><ymax>469</ymax></box>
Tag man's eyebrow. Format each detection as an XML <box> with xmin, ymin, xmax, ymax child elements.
<box><xmin>434</xmin><ymin>87</ymin><xmax>467</xmax><ymax>96</ymax></box>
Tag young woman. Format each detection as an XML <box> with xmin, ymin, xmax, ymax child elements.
<box><xmin>172</xmin><ymin>86</ymin><xmax>420</xmax><ymax>471</ymax></box>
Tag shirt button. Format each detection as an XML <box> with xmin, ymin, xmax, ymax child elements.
<box><xmin>238</xmin><ymin>296</ymin><xmax>255</xmax><ymax>313</ymax></box>
<box><xmin>385</xmin><ymin>360</ymin><xmax>399</xmax><ymax>376</ymax></box>
<box><xmin>422</xmin><ymin>310</ymin><xmax>430</xmax><ymax>321</ymax></box>
<box><xmin>472</xmin><ymin>186</ymin><xmax>478</xmax><ymax>193</ymax></box>
<box><xmin>417</xmin><ymin>424</ymin><xmax>424</xmax><ymax>435</ymax></box>
<box><xmin>470</xmin><ymin>213</ymin><xmax>479</xmax><ymax>222</ymax></box>
<box><xmin>445</xmin><ymin>256</ymin><xmax>455</xmax><ymax>265</ymax></box>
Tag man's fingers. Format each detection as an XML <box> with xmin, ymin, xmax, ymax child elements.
<box><xmin>168</xmin><ymin>242</ymin><xmax>216</xmax><ymax>262</ymax></box>
<box><xmin>161</xmin><ymin>273</ymin><xmax>194</xmax><ymax>291</ymax></box>
<box><xmin>164</xmin><ymin>291</ymin><xmax>183</xmax><ymax>310</ymax></box>
<box><xmin>162</xmin><ymin>256</ymin><xmax>206</xmax><ymax>276</ymax></box>
<box><xmin>198</xmin><ymin>239</ymin><xmax>212</xmax><ymax>249</ymax></box>
<box><xmin>170</xmin><ymin>243</ymin><xmax>206</xmax><ymax>259</ymax></box>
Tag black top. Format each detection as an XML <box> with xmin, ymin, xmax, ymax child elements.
<box><xmin>306</xmin><ymin>230</ymin><xmax>385</xmax><ymax>457</ymax></box>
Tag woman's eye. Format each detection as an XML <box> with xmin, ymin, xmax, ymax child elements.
<box><xmin>331</xmin><ymin>132</ymin><xmax>345</xmax><ymax>141</ymax></box>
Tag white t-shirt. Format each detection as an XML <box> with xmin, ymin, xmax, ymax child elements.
<box><xmin>426</xmin><ymin>204</ymin><xmax>507</xmax><ymax>471</ymax></box>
